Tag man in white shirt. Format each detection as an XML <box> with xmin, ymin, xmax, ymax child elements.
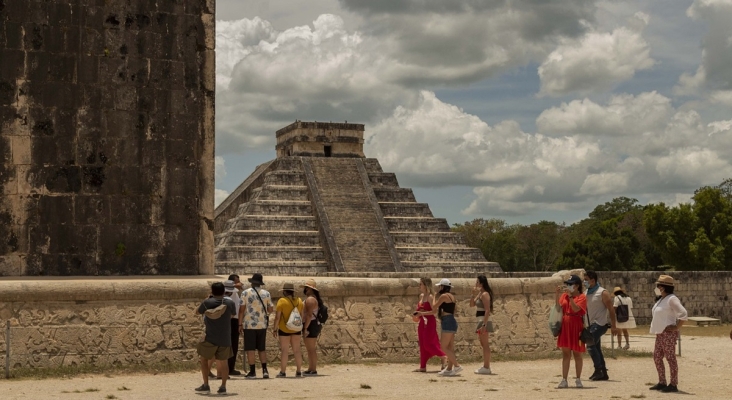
<box><xmin>239</xmin><ymin>273</ymin><xmax>274</xmax><ymax>379</ymax></box>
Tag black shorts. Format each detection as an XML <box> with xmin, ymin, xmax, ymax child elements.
<box><xmin>277</xmin><ymin>329</ymin><xmax>301</xmax><ymax>337</ymax></box>
<box><xmin>305</xmin><ymin>322</ymin><xmax>322</xmax><ymax>339</ymax></box>
<box><xmin>243</xmin><ymin>329</ymin><xmax>267</xmax><ymax>351</ymax></box>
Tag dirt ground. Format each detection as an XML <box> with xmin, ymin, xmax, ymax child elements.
<box><xmin>2</xmin><ymin>333</ymin><xmax>731</xmax><ymax>400</ymax></box>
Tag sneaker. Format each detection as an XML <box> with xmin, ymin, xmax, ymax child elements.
<box><xmin>295</xmin><ymin>371</ymin><xmax>303</xmax><ymax>378</ymax></box>
<box><xmin>588</xmin><ymin>369</ymin><xmax>600</xmax><ymax>380</ymax></box>
<box><xmin>194</xmin><ymin>384</ymin><xmax>210</xmax><ymax>392</ymax></box>
<box><xmin>262</xmin><ymin>370</ymin><xmax>270</xmax><ymax>379</ymax></box>
<box><xmin>575</xmin><ymin>378</ymin><xmax>583</xmax><ymax>388</ymax></box>
<box><xmin>557</xmin><ymin>379</ymin><xmax>568</xmax><ymax>389</ymax></box>
<box><xmin>276</xmin><ymin>372</ymin><xmax>286</xmax><ymax>378</ymax></box>
<box><xmin>245</xmin><ymin>371</ymin><xmax>256</xmax><ymax>379</ymax></box>
<box><xmin>649</xmin><ymin>383</ymin><xmax>668</xmax><ymax>391</ymax></box>
<box><xmin>452</xmin><ymin>366</ymin><xmax>463</xmax><ymax>375</ymax></box>
<box><xmin>474</xmin><ymin>367</ymin><xmax>492</xmax><ymax>375</ymax></box>
<box><xmin>623</xmin><ymin>344</ymin><xmax>630</xmax><ymax>350</ymax></box>
<box><xmin>437</xmin><ymin>367</ymin><xmax>448</xmax><ymax>376</ymax></box>
<box><xmin>661</xmin><ymin>385</ymin><xmax>679</xmax><ymax>393</ymax></box>
<box><xmin>208</xmin><ymin>372</ymin><xmax>216</xmax><ymax>378</ymax></box>
<box><xmin>303</xmin><ymin>370</ymin><xmax>318</xmax><ymax>376</ymax></box>
<box><xmin>230</xmin><ymin>369</ymin><xmax>242</xmax><ymax>376</ymax></box>
<box><xmin>217</xmin><ymin>386</ymin><xmax>226</xmax><ymax>394</ymax></box>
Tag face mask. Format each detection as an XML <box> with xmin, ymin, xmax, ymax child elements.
<box><xmin>583</xmin><ymin>281</ymin><xmax>590</xmax><ymax>288</ymax></box>
<box><xmin>654</xmin><ymin>287</ymin><xmax>662</xmax><ymax>296</ymax></box>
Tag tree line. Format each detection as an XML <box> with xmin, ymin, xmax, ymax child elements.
<box><xmin>452</xmin><ymin>179</ymin><xmax>732</xmax><ymax>271</ymax></box>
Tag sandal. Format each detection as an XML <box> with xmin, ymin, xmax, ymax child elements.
<box><xmin>413</xmin><ymin>368</ymin><xmax>427</xmax><ymax>373</ymax></box>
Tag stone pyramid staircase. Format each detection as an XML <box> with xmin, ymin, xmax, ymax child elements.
<box><xmin>214</xmin><ymin>157</ymin><xmax>501</xmax><ymax>275</ymax></box>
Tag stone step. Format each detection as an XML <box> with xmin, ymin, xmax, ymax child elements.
<box><xmin>215</xmin><ymin>230</ymin><xmax>321</xmax><ymax>247</ymax></box>
<box><xmin>396</xmin><ymin>247</ymin><xmax>487</xmax><ymax>262</ymax></box>
<box><xmin>362</xmin><ymin>158</ymin><xmax>383</xmax><ymax>173</ymax></box>
<box><xmin>215</xmin><ymin>246</ymin><xmax>325</xmax><ymax>262</ymax></box>
<box><xmin>275</xmin><ymin>157</ymin><xmax>304</xmax><ymax>171</ymax></box>
<box><xmin>379</xmin><ymin>202</ymin><xmax>433</xmax><ymax>217</ymax></box>
<box><xmin>263</xmin><ymin>170</ymin><xmax>306</xmax><ymax>186</ymax></box>
<box><xmin>246</xmin><ymin>200</ymin><xmax>313</xmax><ymax>216</ymax></box>
<box><xmin>255</xmin><ymin>185</ymin><xmax>309</xmax><ymax>201</ymax></box>
<box><xmin>390</xmin><ymin>232</ymin><xmax>467</xmax><ymax>247</ymax></box>
<box><xmin>373</xmin><ymin>187</ymin><xmax>416</xmax><ymax>202</ymax></box>
<box><xmin>385</xmin><ymin>217</ymin><xmax>450</xmax><ymax>232</ymax></box>
<box><xmin>227</xmin><ymin>215</ymin><xmax>317</xmax><ymax>231</ymax></box>
<box><xmin>368</xmin><ymin>172</ymin><xmax>399</xmax><ymax>187</ymax></box>
<box><xmin>215</xmin><ymin>261</ymin><xmax>328</xmax><ymax>276</ymax></box>
<box><xmin>401</xmin><ymin>261</ymin><xmax>502</xmax><ymax>273</ymax></box>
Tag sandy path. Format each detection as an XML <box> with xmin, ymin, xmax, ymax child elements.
<box><xmin>2</xmin><ymin>335</ymin><xmax>731</xmax><ymax>400</ymax></box>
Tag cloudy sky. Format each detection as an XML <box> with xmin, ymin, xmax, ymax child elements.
<box><xmin>213</xmin><ymin>0</ymin><xmax>732</xmax><ymax>226</ymax></box>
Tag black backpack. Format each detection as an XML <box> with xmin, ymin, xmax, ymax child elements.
<box><xmin>317</xmin><ymin>304</ymin><xmax>329</xmax><ymax>324</ymax></box>
<box><xmin>616</xmin><ymin>297</ymin><xmax>629</xmax><ymax>323</ymax></box>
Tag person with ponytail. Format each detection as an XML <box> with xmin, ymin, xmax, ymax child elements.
<box><xmin>302</xmin><ymin>279</ymin><xmax>323</xmax><ymax>375</ymax></box>
<box><xmin>432</xmin><ymin>278</ymin><xmax>462</xmax><ymax>376</ymax></box>
<box><xmin>470</xmin><ymin>275</ymin><xmax>494</xmax><ymax>375</ymax></box>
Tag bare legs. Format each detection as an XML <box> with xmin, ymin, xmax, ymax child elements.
<box><xmin>304</xmin><ymin>337</ymin><xmax>318</xmax><ymax>372</ymax></box>
<box><xmin>560</xmin><ymin>347</ymin><xmax>583</xmax><ymax>380</ymax></box>
<box><xmin>440</xmin><ymin>332</ymin><xmax>460</xmax><ymax>370</ymax></box>
<box><xmin>615</xmin><ymin>329</ymin><xmax>630</xmax><ymax>348</ymax></box>
<box><xmin>279</xmin><ymin>334</ymin><xmax>303</xmax><ymax>374</ymax></box>
<box><xmin>200</xmin><ymin>356</ymin><xmax>210</xmax><ymax>385</ymax></box>
<box><xmin>478</xmin><ymin>331</ymin><xmax>491</xmax><ymax>369</ymax></box>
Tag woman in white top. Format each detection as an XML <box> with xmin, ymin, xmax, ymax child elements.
<box><xmin>612</xmin><ymin>286</ymin><xmax>636</xmax><ymax>350</ymax></box>
<box><xmin>648</xmin><ymin>275</ymin><xmax>687</xmax><ymax>393</ymax></box>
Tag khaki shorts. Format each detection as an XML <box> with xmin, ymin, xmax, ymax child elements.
<box><xmin>197</xmin><ymin>341</ymin><xmax>233</xmax><ymax>361</ymax></box>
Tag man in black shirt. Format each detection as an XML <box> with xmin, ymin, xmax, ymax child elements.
<box><xmin>195</xmin><ymin>282</ymin><xmax>236</xmax><ymax>394</ymax></box>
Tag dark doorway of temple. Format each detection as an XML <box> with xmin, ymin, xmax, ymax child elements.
<box><xmin>324</xmin><ymin>145</ymin><xmax>332</xmax><ymax>157</ymax></box>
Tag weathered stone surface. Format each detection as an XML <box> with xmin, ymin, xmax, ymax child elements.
<box><xmin>0</xmin><ymin>276</ymin><xmax>560</xmax><ymax>368</ymax></box>
<box><xmin>0</xmin><ymin>0</ymin><xmax>215</xmax><ymax>275</ymax></box>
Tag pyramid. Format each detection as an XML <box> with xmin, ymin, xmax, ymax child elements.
<box><xmin>214</xmin><ymin>121</ymin><xmax>501</xmax><ymax>275</ymax></box>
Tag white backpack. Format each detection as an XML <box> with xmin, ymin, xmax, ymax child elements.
<box><xmin>285</xmin><ymin>298</ymin><xmax>303</xmax><ymax>331</ymax></box>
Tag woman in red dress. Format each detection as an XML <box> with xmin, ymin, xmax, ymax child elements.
<box><xmin>413</xmin><ymin>277</ymin><xmax>447</xmax><ymax>372</ymax></box>
<box><xmin>555</xmin><ymin>274</ymin><xmax>587</xmax><ymax>389</ymax></box>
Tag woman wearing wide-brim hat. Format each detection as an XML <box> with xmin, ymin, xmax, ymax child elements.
<box><xmin>301</xmin><ymin>279</ymin><xmax>324</xmax><ymax>375</ymax></box>
<box><xmin>649</xmin><ymin>275</ymin><xmax>688</xmax><ymax>393</ymax></box>
<box><xmin>272</xmin><ymin>283</ymin><xmax>304</xmax><ymax>378</ymax></box>
<box><xmin>612</xmin><ymin>286</ymin><xmax>636</xmax><ymax>350</ymax></box>
<box><xmin>431</xmin><ymin>278</ymin><xmax>462</xmax><ymax>376</ymax></box>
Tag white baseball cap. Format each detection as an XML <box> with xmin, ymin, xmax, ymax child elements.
<box><xmin>435</xmin><ymin>278</ymin><xmax>452</xmax><ymax>287</ymax></box>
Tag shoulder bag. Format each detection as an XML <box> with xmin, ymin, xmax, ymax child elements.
<box><xmin>579</xmin><ymin>313</ymin><xmax>595</xmax><ymax>346</ymax></box>
<box><xmin>253</xmin><ymin>288</ymin><xmax>270</xmax><ymax>328</ymax></box>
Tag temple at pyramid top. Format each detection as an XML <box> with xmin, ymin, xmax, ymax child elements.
<box><xmin>215</xmin><ymin>122</ymin><xmax>501</xmax><ymax>275</ymax></box>
<box><xmin>276</xmin><ymin>121</ymin><xmax>365</xmax><ymax>158</ymax></box>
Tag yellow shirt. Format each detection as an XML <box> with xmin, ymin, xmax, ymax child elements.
<box><xmin>276</xmin><ymin>296</ymin><xmax>304</xmax><ymax>333</ymax></box>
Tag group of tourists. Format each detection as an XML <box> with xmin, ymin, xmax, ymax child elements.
<box><xmin>194</xmin><ymin>274</ymin><xmax>326</xmax><ymax>394</ymax></box>
<box><xmin>194</xmin><ymin>271</ymin><xmax>694</xmax><ymax>394</ymax></box>
<box><xmin>555</xmin><ymin>271</ymin><xmax>688</xmax><ymax>393</ymax></box>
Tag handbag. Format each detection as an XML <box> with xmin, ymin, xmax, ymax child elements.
<box><xmin>475</xmin><ymin>320</ymin><xmax>495</xmax><ymax>333</ymax></box>
<box><xmin>285</xmin><ymin>298</ymin><xmax>303</xmax><ymax>331</ymax></box>
<box><xmin>548</xmin><ymin>303</ymin><xmax>562</xmax><ymax>337</ymax></box>
<box><xmin>579</xmin><ymin>313</ymin><xmax>595</xmax><ymax>346</ymax></box>
<box><xmin>615</xmin><ymin>297</ymin><xmax>629</xmax><ymax>323</ymax></box>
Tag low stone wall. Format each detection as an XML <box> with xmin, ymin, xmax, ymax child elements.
<box><xmin>0</xmin><ymin>275</ymin><xmax>560</xmax><ymax>370</ymax></box>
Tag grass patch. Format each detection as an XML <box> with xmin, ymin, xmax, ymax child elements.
<box><xmin>360</xmin><ymin>384</ymin><xmax>372</xmax><ymax>389</ymax></box>
<box><xmin>5</xmin><ymin>360</ymin><xmax>198</xmax><ymax>381</ymax></box>
<box><xmin>61</xmin><ymin>388</ymin><xmax>100</xmax><ymax>394</ymax></box>
<box><xmin>428</xmin><ymin>379</ymin><xmax>437</xmax><ymax>382</ymax></box>
<box><xmin>106</xmin><ymin>395</ymin><xmax>118</xmax><ymax>399</ymax></box>
<box><xmin>486</xmin><ymin>388</ymin><xmax>498</xmax><ymax>391</ymax></box>
<box><xmin>626</xmin><ymin>324</ymin><xmax>731</xmax><ymax>338</ymax></box>
<box><xmin>630</xmin><ymin>395</ymin><xmax>646</xmax><ymax>399</ymax></box>
<box><xmin>609</xmin><ymin>349</ymin><xmax>654</xmax><ymax>359</ymax></box>
<box><xmin>118</xmin><ymin>386</ymin><xmax>130</xmax><ymax>391</ymax></box>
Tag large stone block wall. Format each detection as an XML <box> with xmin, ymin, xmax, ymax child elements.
<box><xmin>0</xmin><ymin>276</ymin><xmax>560</xmax><ymax>369</ymax></box>
<box><xmin>586</xmin><ymin>271</ymin><xmax>732</xmax><ymax>324</ymax></box>
<box><xmin>0</xmin><ymin>0</ymin><xmax>215</xmax><ymax>275</ymax></box>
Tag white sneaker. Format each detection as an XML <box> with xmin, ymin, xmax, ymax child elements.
<box><xmin>575</xmin><ymin>378</ymin><xmax>583</xmax><ymax>388</ymax></box>
<box><xmin>437</xmin><ymin>368</ymin><xmax>448</xmax><ymax>376</ymax></box>
<box><xmin>557</xmin><ymin>379</ymin><xmax>568</xmax><ymax>389</ymax></box>
<box><xmin>474</xmin><ymin>367</ymin><xmax>492</xmax><ymax>375</ymax></box>
<box><xmin>452</xmin><ymin>366</ymin><xmax>463</xmax><ymax>375</ymax></box>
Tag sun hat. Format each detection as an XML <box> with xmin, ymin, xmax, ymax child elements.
<box><xmin>281</xmin><ymin>283</ymin><xmax>295</xmax><ymax>291</ymax></box>
<box><xmin>435</xmin><ymin>278</ymin><xmax>452</xmax><ymax>287</ymax></box>
<box><xmin>223</xmin><ymin>280</ymin><xmax>237</xmax><ymax>293</ymax></box>
<box><xmin>656</xmin><ymin>275</ymin><xmax>675</xmax><ymax>287</ymax></box>
<box><xmin>302</xmin><ymin>279</ymin><xmax>318</xmax><ymax>292</ymax></box>
<box><xmin>612</xmin><ymin>286</ymin><xmax>624</xmax><ymax>295</ymax></box>
<box><xmin>248</xmin><ymin>273</ymin><xmax>265</xmax><ymax>285</ymax></box>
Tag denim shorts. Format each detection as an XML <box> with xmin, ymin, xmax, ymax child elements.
<box><xmin>441</xmin><ymin>314</ymin><xmax>458</xmax><ymax>333</ymax></box>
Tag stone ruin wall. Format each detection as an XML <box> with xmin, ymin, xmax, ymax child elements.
<box><xmin>0</xmin><ymin>0</ymin><xmax>215</xmax><ymax>276</ymax></box>
<box><xmin>0</xmin><ymin>276</ymin><xmax>560</xmax><ymax>369</ymax></box>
